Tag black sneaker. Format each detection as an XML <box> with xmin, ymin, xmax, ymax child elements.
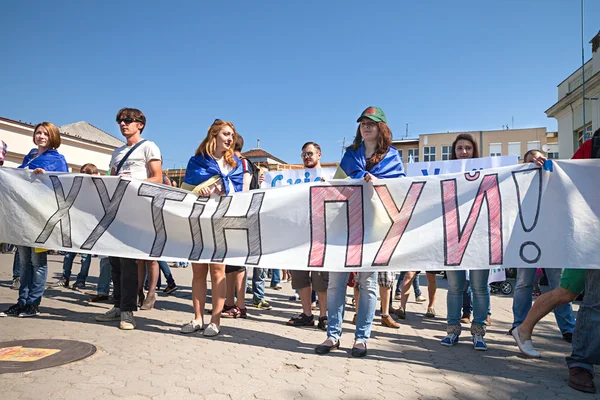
<box><xmin>49</xmin><ymin>276</ymin><xmax>69</xmax><ymax>288</ymax></box>
<box><xmin>71</xmin><ymin>281</ymin><xmax>86</xmax><ymax>291</ymax></box>
<box><xmin>163</xmin><ymin>283</ymin><xmax>178</xmax><ymax>294</ymax></box>
<box><xmin>18</xmin><ymin>304</ymin><xmax>40</xmax><ymax>318</ymax></box>
<box><xmin>0</xmin><ymin>303</ymin><xmax>23</xmax><ymax>317</ymax></box>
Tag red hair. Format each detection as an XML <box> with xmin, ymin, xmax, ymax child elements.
<box><xmin>348</xmin><ymin>121</ymin><xmax>393</xmax><ymax>166</ymax></box>
<box><xmin>194</xmin><ymin>120</ymin><xmax>237</xmax><ymax>168</ymax></box>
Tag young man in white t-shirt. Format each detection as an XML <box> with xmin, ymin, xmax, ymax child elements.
<box><xmin>95</xmin><ymin>107</ymin><xmax>162</xmax><ymax>330</ymax></box>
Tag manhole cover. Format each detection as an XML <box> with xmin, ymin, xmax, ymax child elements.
<box><xmin>0</xmin><ymin>339</ymin><xmax>96</xmax><ymax>374</ymax></box>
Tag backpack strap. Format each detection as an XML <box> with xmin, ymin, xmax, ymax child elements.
<box><xmin>115</xmin><ymin>139</ymin><xmax>146</xmax><ymax>175</ymax></box>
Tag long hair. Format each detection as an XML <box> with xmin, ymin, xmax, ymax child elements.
<box><xmin>194</xmin><ymin>120</ymin><xmax>237</xmax><ymax>168</ymax></box>
<box><xmin>450</xmin><ymin>133</ymin><xmax>479</xmax><ymax>160</ymax></box>
<box><xmin>347</xmin><ymin>121</ymin><xmax>392</xmax><ymax>166</ymax></box>
<box><xmin>33</xmin><ymin>122</ymin><xmax>61</xmax><ymax>149</ymax></box>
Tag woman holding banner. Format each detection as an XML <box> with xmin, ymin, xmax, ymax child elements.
<box><xmin>440</xmin><ymin>133</ymin><xmax>491</xmax><ymax>350</ymax></box>
<box><xmin>0</xmin><ymin>122</ymin><xmax>69</xmax><ymax>318</ymax></box>
<box><xmin>179</xmin><ymin>119</ymin><xmax>248</xmax><ymax>337</ymax></box>
<box><xmin>315</xmin><ymin>106</ymin><xmax>405</xmax><ymax>357</ymax></box>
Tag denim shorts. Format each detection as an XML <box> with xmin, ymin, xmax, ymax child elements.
<box><xmin>559</xmin><ymin>268</ymin><xmax>585</xmax><ymax>294</ymax></box>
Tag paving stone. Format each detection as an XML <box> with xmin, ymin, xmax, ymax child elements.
<box><xmin>0</xmin><ymin>254</ymin><xmax>589</xmax><ymax>400</ymax></box>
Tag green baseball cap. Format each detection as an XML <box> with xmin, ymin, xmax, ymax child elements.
<box><xmin>357</xmin><ymin>106</ymin><xmax>387</xmax><ymax>123</ymax></box>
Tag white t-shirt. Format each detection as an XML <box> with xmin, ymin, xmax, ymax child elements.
<box><xmin>110</xmin><ymin>140</ymin><xmax>161</xmax><ymax>179</ymax></box>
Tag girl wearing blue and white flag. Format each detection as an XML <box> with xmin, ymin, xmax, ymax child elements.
<box><xmin>180</xmin><ymin>119</ymin><xmax>248</xmax><ymax>337</ymax></box>
<box><xmin>1</xmin><ymin>122</ymin><xmax>68</xmax><ymax>319</ymax></box>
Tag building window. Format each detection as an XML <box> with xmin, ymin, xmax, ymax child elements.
<box><xmin>546</xmin><ymin>143</ymin><xmax>559</xmax><ymax>159</ymax></box>
<box><xmin>527</xmin><ymin>141</ymin><xmax>541</xmax><ymax>151</ymax></box>
<box><xmin>408</xmin><ymin>148</ymin><xmax>419</xmax><ymax>163</ymax></box>
<box><xmin>423</xmin><ymin>146</ymin><xmax>436</xmax><ymax>162</ymax></box>
<box><xmin>577</xmin><ymin>124</ymin><xmax>593</xmax><ymax>147</ymax></box>
<box><xmin>441</xmin><ymin>145</ymin><xmax>451</xmax><ymax>160</ymax></box>
<box><xmin>489</xmin><ymin>143</ymin><xmax>502</xmax><ymax>157</ymax></box>
<box><xmin>398</xmin><ymin>149</ymin><xmax>403</xmax><ymax>161</ymax></box>
<box><xmin>508</xmin><ymin>142</ymin><xmax>521</xmax><ymax>160</ymax></box>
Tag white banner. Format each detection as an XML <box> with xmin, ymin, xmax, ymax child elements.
<box><xmin>262</xmin><ymin>168</ymin><xmax>336</xmax><ymax>188</ymax></box>
<box><xmin>407</xmin><ymin>157</ymin><xmax>518</xmax><ymax>282</ymax></box>
<box><xmin>1</xmin><ymin>160</ymin><xmax>599</xmax><ymax>271</ymax></box>
<box><xmin>406</xmin><ymin>156</ymin><xmax>518</xmax><ymax>177</ymax></box>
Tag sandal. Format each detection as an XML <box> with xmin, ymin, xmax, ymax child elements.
<box><xmin>287</xmin><ymin>313</ymin><xmax>314</xmax><ymax>327</ymax></box>
<box><xmin>221</xmin><ymin>305</ymin><xmax>241</xmax><ymax>318</ymax></box>
<box><xmin>317</xmin><ymin>316</ymin><xmax>327</xmax><ymax>331</ymax></box>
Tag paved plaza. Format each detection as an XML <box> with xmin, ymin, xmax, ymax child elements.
<box><xmin>0</xmin><ymin>253</ymin><xmax>594</xmax><ymax>400</ymax></box>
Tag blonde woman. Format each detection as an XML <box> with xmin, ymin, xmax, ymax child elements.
<box><xmin>180</xmin><ymin>119</ymin><xmax>249</xmax><ymax>336</ymax></box>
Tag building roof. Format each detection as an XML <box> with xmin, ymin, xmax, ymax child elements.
<box><xmin>241</xmin><ymin>148</ymin><xmax>287</xmax><ymax>164</ymax></box>
<box><xmin>392</xmin><ymin>138</ymin><xmax>420</xmax><ymax>144</ymax></box>
<box><xmin>0</xmin><ymin>116</ymin><xmax>125</xmax><ymax>149</ymax></box>
<box><xmin>0</xmin><ymin>116</ymin><xmax>35</xmax><ymax>128</ymax></box>
<box><xmin>60</xmin><ymin>121</ymin><xmax>125</xmax><ymax>148</ymax></box>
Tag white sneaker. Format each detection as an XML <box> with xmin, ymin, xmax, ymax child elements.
<box><xmin>95</xmin><ymin>306</ymin><xmax>120</xmax><ymax>322</ymax></box>
<box><xmin>181</xmin><ymin>320</ymin><xmax>204</xmax><ymax>334</ymax></box>
<box><xmin>511</xmin><ymin>326</ymin><xmax>541</xmax><ymax>358</ymax></box>
<box><xmin>119</xmin><ymin>311</ymin><xmax>136</xmax><ymax>330</ymax></box>
<box><xmin>203</xmin><ymin>323</ymin><xmax>220</xmax><ymax>337</ymax></box>
<box><xmin>10</xmin><ymin>277</ymin><xmax>20</xmax><ymax>290</ymax></box>
<box><xmin>415</xmin><ymin>295</ymin><xmax>427</xmax><ymax>303</ymax></box>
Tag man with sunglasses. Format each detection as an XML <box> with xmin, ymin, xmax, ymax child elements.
<box><xmin>286</xmin><ymin>142</ymin><xmax>329</xmax><ymax>330</ymax></box>
<box><xmin>95</xmin><ymin>107</ymin><xmax>162</xmax><ymax>330</ymax></box>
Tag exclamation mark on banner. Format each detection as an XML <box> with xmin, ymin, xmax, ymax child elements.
<box><xmin>511</xmin><ymin>168</ymin><xmax>542</xmax><ymax>264</ymax></box>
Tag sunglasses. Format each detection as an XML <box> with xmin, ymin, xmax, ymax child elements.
<box><xmin>301</xmin><ymin>151</ymin><xmax>316</xmax><ymax>158</ymax></box>
<box><xmin>116</xmin><ymin>118</ymin><xmax>143</xmax><ymax>125</ymax></box>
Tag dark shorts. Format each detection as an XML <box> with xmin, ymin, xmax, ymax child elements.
<box><xmin>290</xmin><ymin>270</ymin><xmax>329</xmax><ymax>292</ymax></box>
<box><xmin>225</xmin><ymin>265</ymin><xmax>246</xmax><ymax>274</ymax></box>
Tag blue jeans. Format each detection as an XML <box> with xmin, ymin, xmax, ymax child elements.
<box><xmin>62</xmin><ymin>252</ymin><xmax>92</xmax><ymax>284</ymax></box>
<box><xmin>512</xmin><ymin>268</ymin><xmax>575</xmax><ymax>334</ymax></box>
<box><xmin>270</xmin><ymin>269</ymin><xmax>281</xmax><ymax>287</ymax></box>
<box><xmin>97</xmin><ymin>257</ymin><xmax>112</xmax><ymax>296</ymax></box>
<box><xmin>327</xmin><ymin>272</ymin><xmax>377</xmax><ymax>344</ymax></box>
<box><xmin>463</xmin><ymin>282</ymin><xmax>472</xmax><ymax>315</ymax></box>
<box><xmin>447</xmin><ymin>269</ymin><xmax>490</xmax><ymax>332</ymax></box>
<box><xmin>157</xmin><ymin>261</ymin><xmax>175</xmax><ymax>286</ymax></box>
<box><xmin>566</xmin><ymin>269</ymin><xmax>600</xmax><ymax>373</ymax></box>
<box><xmin>17</xmin><ymin>246</ymin><xmax>48</xmax><ymax>306</ymax></box>
<box><xmin>395</xmin><ymin>271</ymin><xmax>422</xmax><ymax>297</ymax></box>
<box><xmin>12</xmin><ymin>249</ymin><xmax>20</xmax><ymax>279</ymax></box>
<box><xmin>252</xmin><ymin>267</ymin><xmax>266</xmax><ymax>302</ymax></box>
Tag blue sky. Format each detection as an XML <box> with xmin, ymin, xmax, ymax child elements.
<box><xmin>1</xmin><ymin>1</ymin><xmax>599</xmax><ymax>167</ymax></box>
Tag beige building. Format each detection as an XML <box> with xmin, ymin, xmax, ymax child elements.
<box><xmin>546</xmin><ymin>31</ymin><xmax>600</xmax><ymax>157</ymax></box>
<box><xmin>393</xmin><ymin>127</ymin><xmax>558</xmax><ymax>167</ymax></box>
<box><xmin>0</xmin><ymin>117</ymin><xmax>124</xmax><ymax>173</ymax></box>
